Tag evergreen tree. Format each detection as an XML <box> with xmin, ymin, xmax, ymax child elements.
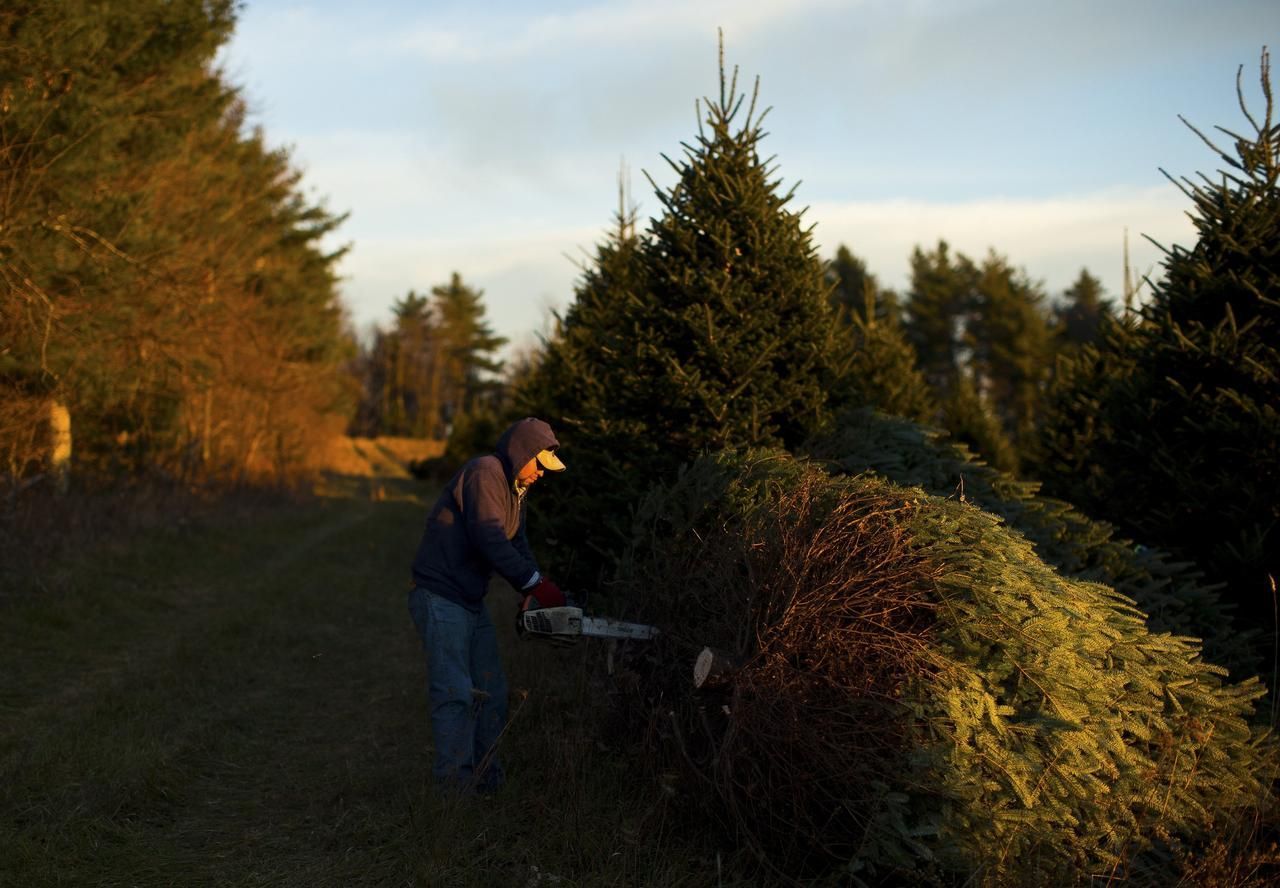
<box><xmin>349</xmin><ymin>326</ymin><xmax>396</xmax><ymax>438</ymax></box>
<box><xmin>1054</xmin><ymin>268</ymin><xmax>1112</xmax><ymax>349</ymax></box>
<box><xmin>939</xmin><ymin>373</ymin><xmax>1020</xmax><ymax>474</ymax></box>
<box><xmin>824</xmin><ymin>247</ymin><xmax>936</xmax><ymax>425</ymax></box>
<box><xmin>827</xmin><ymin>244</ymin><xmax>900</xmax><ymax>327</ymax></box>
<box><xmin>964</xmin><ymin>251</ymin><xmax>1054</xmax><ymax>455</ymax></box>
<box><xmin>519</xmin><ymin>197</ymin><xmax>646</xmax><ymax>442</ymax></box>
<box><xmin>516</xmin><ymin>194</ymin><xmax>650</xmax><ymax>583</ymax></box>
<box><xmin>1036</xmin><ymin>50</ymin><xmax>1280</xmax><ymax>634</ymax></box>
<box><xmin>824</xmin><ymin>243</ymin><xmax>936</xmax><ymax>419</ymax></box>
<box><xmin>902</xmin><ymin>240</ymin><xmax>977</xmax><ymax>394</ymax></box>
<box><xmin>380</xmin><ymin>291</ymin><xmax>434</xmax><ymax>436</ymax></box>
<box><xmin>831</xmin><ymin>315</ymin><xmax>938</xmax><ymax>426</ymax></box>
<box><xmin>351</xmin><ymin>276</ymin><xmax>506</xmax><ymax>440</ymax></box>
<box><xmin>1033</xmin><ymin>329</ymin><xmax>1126</xmax><ymax>499</ymax></box>
<box><xmin>1</xmin><ymin>0</ymin><xmax>236</xmax><ymax>474</ymax></box>
<box><xmin>428</xmin><ymin>272</ymin><xmax>507</xmax><ymax>436</ymax></box>
<box><xmin>520</xmin><ymin>43</ymin><xmax>841</xmax><ymax>587</ymax></box>
<box><xmin>0</xmin><ymin>0</ymin><xmax>352</xmax><ymax>484</ymax></box>
<box><xmin>202</xmin><ymin>122</ymin><xmax>353</xmax><ymax>477</ymax></box>
<box><xmin>636</xmin><ymin>54</ymin><xmax>838</xmax><ymax>455</ymax></box>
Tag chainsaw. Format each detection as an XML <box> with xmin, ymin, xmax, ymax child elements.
<box><xmin>517</xmin><ymin>602</ymin><xmax>659</xmax><ymax>645</ymax></box>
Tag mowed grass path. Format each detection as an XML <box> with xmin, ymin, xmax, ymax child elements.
<box><xmin>0</xmin><ymin>480</ymin><xmax>719</xmax><ymax>887</ymax></box>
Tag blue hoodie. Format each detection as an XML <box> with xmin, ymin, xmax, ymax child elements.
<box><xmin>410</xmin><ymin>417</ymin><xmax>559</xmax><ymax>612</ymax></box>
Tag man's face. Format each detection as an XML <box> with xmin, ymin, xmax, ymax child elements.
<box><xmin>516</xmin><ymin>457</ymin><xmax>543</xmax><ymax>487</ymax></box>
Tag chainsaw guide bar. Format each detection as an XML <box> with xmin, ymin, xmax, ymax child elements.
<box><xmin>518</xmin><ymin>605</ymin><xmax>659</xmax><ymax>643</ymax></box>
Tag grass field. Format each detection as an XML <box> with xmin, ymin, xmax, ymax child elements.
<box><xmin>0</xmin><ymin>476</ymin><xmax>740</xmax><ymax>887</ymax></box>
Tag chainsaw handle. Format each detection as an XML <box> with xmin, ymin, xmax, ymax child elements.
<box><xmin>516</xmin><ymin>592</ymin><xmax>538</xmax><ymax>637</ymax></box>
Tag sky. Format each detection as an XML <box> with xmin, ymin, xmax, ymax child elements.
<box><xmin>218</xmin><ymin>0</ymin><xmax>1277</xmax><ymax>355</ymax></box>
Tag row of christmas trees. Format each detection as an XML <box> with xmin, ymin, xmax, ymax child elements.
<box><xmin>490</xmin><ymin>44</ymin><xmax>1278</xmax><ymax>882</ymax></box>
<box><xmin>492</xmin><ymin>48</ymin><xmax>1278</xmax><ymax>659</ymax></box>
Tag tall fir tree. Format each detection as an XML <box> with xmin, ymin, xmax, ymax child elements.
<box><xmin>520</xmin><ymin>185</ymin><xmax>647</xmax><ymax>450</ymax></box>
<box><xmin>520</xmin><ymin>42</ymin><xmax>842</xmax><ymax>588</ymax></box>
<box><xmin>1036</xmin><ymin>50</ymin><xmax>1280</xmax><ymax>635</ymax></box>
<box><xmin>902</xmin><ymin>240</ymin><xmax>977</xmax><ymax>394</ymax></box>
<box><xmin>1054</xmin><ymin>268</ymin><xmax>1112</xmax><ymax>350</ymax></box>
<box><xmin>517</xmin><ymin>193</ymin><xmax>650</xmax><ymax>581</ymax></box>
<box><xmin>636</xmin><ymin>48</ymin><xmax>838</xmax><ymax>455</ymax></box>
<box><xmin>827</xmin><ymin>244</ymin><xmax>901</xmax><ymax>327</ymax></box>
<box><xmin>824</xmin><ymin>247</ymin><xmax>935</xmax><ymax>425</ymax></box>
<box><xmin>428</xmin><ymin>272</ymin><xmax>507</xmax><ymax>436</ymax></box>
<box><xmin>964</xmin><ymin>251</ymin><xmax>1054</xmax><ymax>458</ymax></box>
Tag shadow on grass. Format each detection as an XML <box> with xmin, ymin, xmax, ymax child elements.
<box><xmin>0</xmin><ymin>473</ymin><xmax>753</xmax><ymax>887</ymax></box>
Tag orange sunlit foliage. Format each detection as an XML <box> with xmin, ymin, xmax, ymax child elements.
<box><xmin>0</xmin><ymin>1</ymin><xmax>353</xmax><ymax>491</ymax></box>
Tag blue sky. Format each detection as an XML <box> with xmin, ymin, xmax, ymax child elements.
<box><xmin>219</xmin><ymin>0</ymin><xmax>1277</xmax><ymax>354</ymax></box>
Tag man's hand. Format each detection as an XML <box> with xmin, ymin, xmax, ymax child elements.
<box><xmin>522</xmin><ymin>577</ymin><xmax>566</xmax><ymax>609</ymax></box>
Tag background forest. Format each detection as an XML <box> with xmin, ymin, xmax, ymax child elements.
<box><xmin>2</xmin><ymin>2</ymin><xmax>1278</xmax><ymax>885</ymax></box>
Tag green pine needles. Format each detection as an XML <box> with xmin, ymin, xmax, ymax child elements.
<box><xmin>616</xmin><ymin>450</ymin><xmax>1274</xmax><ymax>884</ymax></box>
<box><xmin>639</xmin><ymin>44</ymin><xmax>837</xmax><ymax>453</ymax></box>
<box><xmin>807</xmin><ymin>408</ymin><xmax>1253</xmax><ymax>674</ymax></box>
<box><xmin>1035</xmin><ymin>50</ymin><xmax>1280</xmax><ymax>632</ymax></box>
<box><xmin>519</xmin><ymin>41</ymin><xmax>840</xmax><ymax>588</ymax></box>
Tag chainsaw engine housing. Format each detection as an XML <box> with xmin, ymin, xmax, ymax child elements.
<box><xmin>519</xmin><ymin>605</ymin><xmax>584</xmax><ymax>640</ymax></box>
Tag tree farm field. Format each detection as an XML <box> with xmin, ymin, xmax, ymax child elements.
<box><xmin>0</xmin><ymin>477</ymin><xmax>720</xmax><ymax>888</ymax></box>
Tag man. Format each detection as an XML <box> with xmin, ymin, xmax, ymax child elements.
<box><xmin>407</xmin><ymin>416</ymin><xmax>566</xmax><ymax>793</ymax></box>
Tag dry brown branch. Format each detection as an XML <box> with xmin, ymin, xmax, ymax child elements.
<box><xmin>614</xmin><ymin>468</ymin><xmax>943</xmax><ymax>878</ymax></box>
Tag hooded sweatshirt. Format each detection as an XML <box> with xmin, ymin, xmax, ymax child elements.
<box><xmin>410</xmin><ymin>417</ymin><xmax>559</xmax><ymax>612</ymax></box>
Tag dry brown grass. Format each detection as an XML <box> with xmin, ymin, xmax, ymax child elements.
<box><xmin>304</xmin><ymin>435</ymin><xmax>444</xmax><ymax>478</ymax></box>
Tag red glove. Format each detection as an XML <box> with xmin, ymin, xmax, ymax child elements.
<box><xmin>523</xmin><ymin>576</ymin><xmax>566</xmax><ymax>609</ymax></box>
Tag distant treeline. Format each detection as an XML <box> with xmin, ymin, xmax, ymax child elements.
<box><xmin>357</xmin><ymin>238</ymin><xmax>1119</xmax><ymax>479</ymax></box>
<box><xmin>347</xmin><ymin>273</ymin><xmax>508</xmax><ymax>444</ymax></box>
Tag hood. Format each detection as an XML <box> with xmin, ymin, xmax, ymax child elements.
<box><xmin>494</xmin><ymin>417</ymin><xmax>560</xmax><ymax>481</ymax></box>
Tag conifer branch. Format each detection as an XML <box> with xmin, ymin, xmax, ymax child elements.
<box><xmin>1237</xmin><ymin>61</ymin><xmax>1263</xmax><ymax>135</ymax></box>
<box><xmin>745</xmin><ymin>76</ymin><xmax>760</xmax><ymax>132</ymax></box>
<box><xmin>1177</xmin><ymin>115</ymin><xmax>1243</xmax><ymax>172</ymax></box>
<box><xmin>717</xmin><ymin>27</ymin><xmax>726</xmax><ymax>109</ymax></box>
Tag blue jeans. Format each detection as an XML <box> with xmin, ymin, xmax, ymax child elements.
<box><xmin>407</xmin><ymin>586</ymin><xmax>509</xmax><ymax>792</ymax></box>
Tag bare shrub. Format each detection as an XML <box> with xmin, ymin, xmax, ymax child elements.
<box><xmin>0</xmin><ymin>392</ymin><xmax>49</xmax><ymax>486</ymax></box>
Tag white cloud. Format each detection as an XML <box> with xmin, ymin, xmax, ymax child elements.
<box><xmin>387</xmin><ymin>0</ymin><xmax>852</xmax><ymax>62</ymax></box>
<box><xmin>333</xmin><ymin>223</ymin><xmax>602</xmax><ymax>346</ymax></box>
<box><xmin>279</xmin><ymin>126</ymin><xmax>633</xmax><ymax>239</ymax></box>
